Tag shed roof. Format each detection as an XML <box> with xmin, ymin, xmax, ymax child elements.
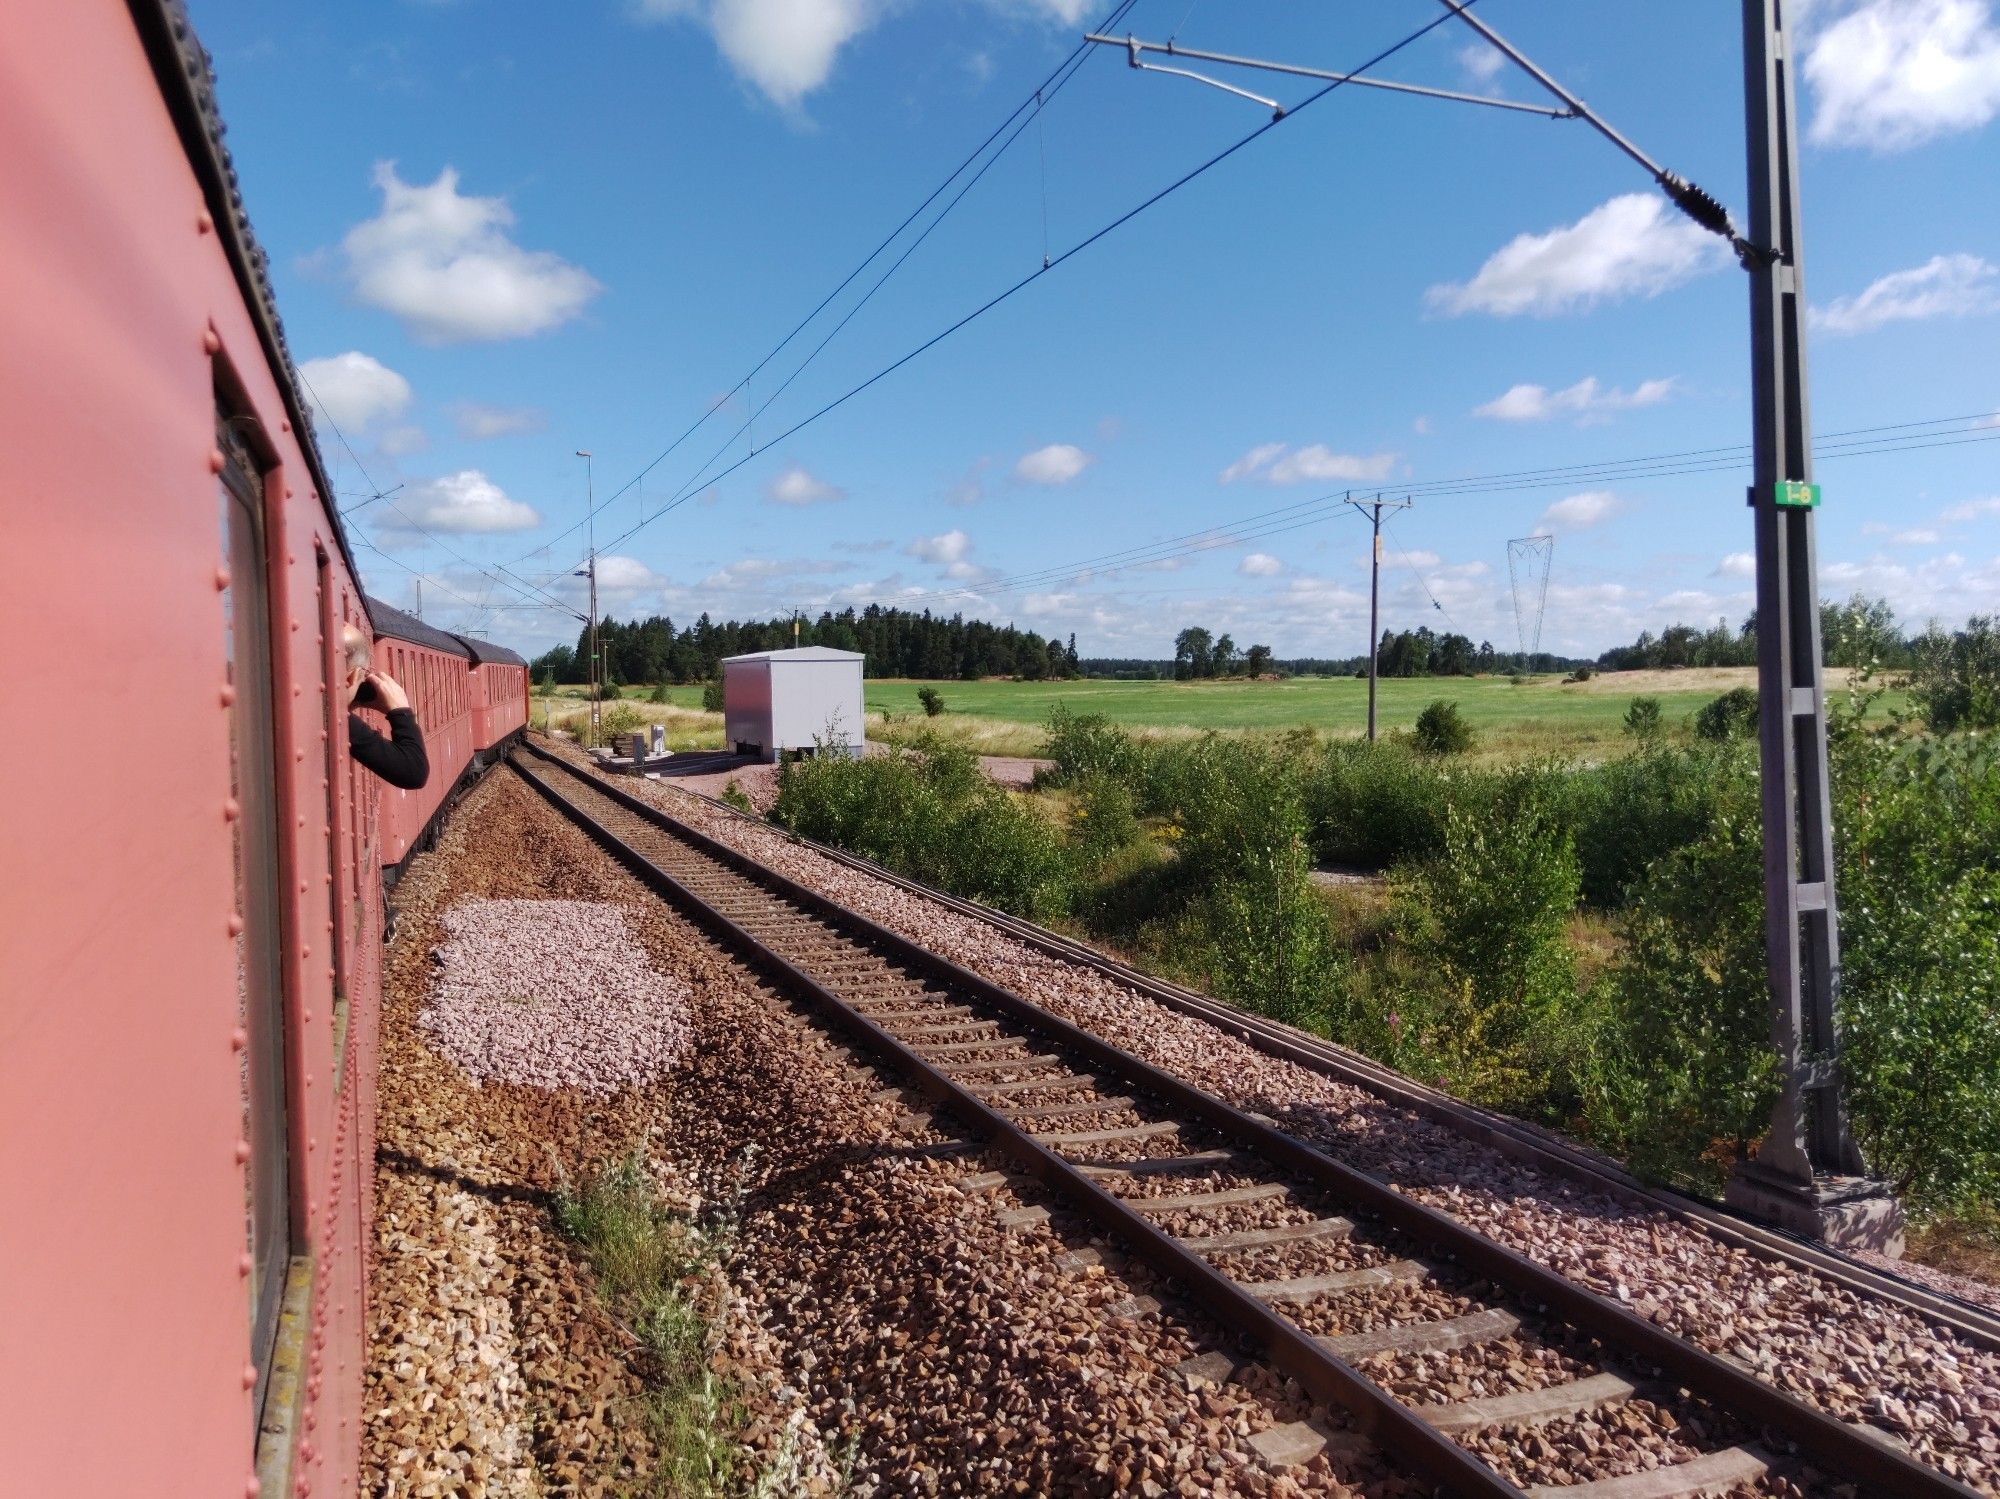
<box><xmin>720</xmin><ymin>647</ymin><xmax>866</xmax><ymax>664</ymax></box>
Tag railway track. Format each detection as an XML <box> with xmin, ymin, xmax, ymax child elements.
<box><xmin>514</xmin><ymin>744</ymin><xmax>1976</xmax><ymax>1499</ymax></box>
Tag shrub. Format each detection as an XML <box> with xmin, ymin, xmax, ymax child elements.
<box><xmin>1302</xmin><ymin>741</ymin><xmax>1456</xmax><ymax>870</ymax></box>
<box><xmin>1564</xmin><ymin>666</ymin><xmax>1594</xmax><ymax>684</ymax></box>
<box><xmin>1413</xmin><ymin>700</ymin><xmax>1474</xmax><ymax>755</ymax></box>
<box><xmin>1694</xmin><ymin>686</ymin><xmax>1758</xmax><ymax>741</ymax></box>
<box><xmin>719</xmin><ymin>779</ymin><xmax>753</xmax><ymax>813</ymax></box>
<box><xmin>1585</xmin><ymin>799</ymin><xmax>1778</xmax><ymax>1186</ymax></box>
<box><xmin>773</xmin><ymin>733</ymin><xmax>1074</xmax><ymax>920</ymax></box>
<box><xmin>598</xmin><ymin>677</ymin><xmax>623</xmax><ymax>701</ymax></box>
<box><xmin>1042</xmin><ymin>705</ymin><xmax>1143</xmax><ymax>785</ymax></box>
<box><xmin>1906</xmin><ymin>615</ymin><xmax>2000</xmax><ymax>733</ymax></box>
<box><xmin>1566</xmin><ymin>742</ymin><xmax>1748</xmax><ymax>909</ymax></box>
<box><xmin>649</xmin><ymin>680</ymin><xmax>670</xmax><ymax>703</ymax></box>
<box><xmin>1622</xmin><ymin>696</ymin><xmax>1663</xmax><ymax>740</ymax></box>
<box><xmin>1067</xmin><ymin>773</ymin><xmax>1140</xmax><ymax>866</ymax></box>
<box><xmin>1388</xmin><ymin>785</ymin><xmax>1586</xmax><ymax>1114</ymax></box>
<box><xmin>1835</xmin><ymin>728</ymin><xmax>2000</xmax><ymax>1210</ymax></box>
<box><xmin>916</xmin><ymin>686</ymin><xmax>946</xmax><ymax>717</ymax></box>
<box><xmin>701</xmin><ymin>677</ymin><xmax>724</xmax><ymax>714</ymax></box>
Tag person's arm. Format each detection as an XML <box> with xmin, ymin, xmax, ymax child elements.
<box><xmin>348</xmin><ymin>670</ymin><xmax>429</xmax><ymax>789</ymax></box>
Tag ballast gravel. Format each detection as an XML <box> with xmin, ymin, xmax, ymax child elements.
<box><xmin>588</xmin><ymin>749</ymin><xmax>2000</xmax><ymax>1495</ymax></box>
<box><xmin>420</xmin><ymin>897</ymin><xmax>692</xmax><ymax>1092</ymax></box>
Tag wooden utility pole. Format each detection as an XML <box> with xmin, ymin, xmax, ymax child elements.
<box><xmin>1348</xmin><ymin>493</ymin><xmax>1410</xmax><ymax>742</ymax></box>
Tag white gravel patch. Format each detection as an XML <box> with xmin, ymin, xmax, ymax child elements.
<box><xmin>604</xmin><ymin>765</ymin><xmax>2000</xmax><ymax>1493</ymax></box>
<box><xmin>421</xmin><ymin>898</ymin><xmax>692</xmax><ymax>1093</ymax></box>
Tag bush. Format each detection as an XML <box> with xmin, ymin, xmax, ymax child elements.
<box><xmin>719</xmin><ymin>779</ymin><xmax>753</xmax><ymax>813</ymax></box>
<box><xmin>1835</xmin><ymin>729</ymin><xmax>2000</xmax><ymax>1210</ymax></box>
<box><xmin>598</xmin><ymin>677</ymin><xmax>623</xmax><ymax>701</ymax></box>
<box><xmin>1564</xmin><ymin>666</ymin><xmax>1594</xmax><ymax>684</ymax></box>
<box><xmin>1302</xmin><ymin>741</ymin><xmax>1456</xmax><ymax>870</ymax></box>
<box><xmin>1043</xmin><ymin>705</ymin><xmax>1143</xmax><ymax>785</ymax></box>
<box><xmin>916</xmin><ymin>686</ymin><xmax>946</xmax><ymax>717</ymax></box>
<box><xmin>1388</xmin><ymin>784</ymin><xmax>1586</xmax><ymax>1114</ymax></box>
<box><xmin>1067</xmin><ymin>773</ymin><xmax>1139</xmax><ymax>865</ymax></box>
<box><xmin>1623</xmin><ymin>696</ymin><xmax>1663</xmax><ymax>740</ymax></box>
<box><xmin>701</xmin><ymin>678</ymin><xmax>724</xmax><ymax>714</ymax></box>
<box><xmin>649</xmin><ymin>680</ymin><xmax>670</xmax><ymax>703</ymax></box>
<box><xmin>1566</xmin><ymin>742</ymin><xmax>1748</xmax><ymax>909</ymax></box>
<box><xmin>1413</xmin><ymin>700</ymin><xmax>1474</xmax><ymax>755</ymax></box>
<box><xmin>1694</xmin><ymin>686</ymin><xmax>1758</xmax><ymax>741</ymax></box>
<box><xmin>1906</xmin><ymin>615</ymin><xmax>2000</xmax><ymax>733</ymax></box>
<box><xmin>772</xmin><ymin>733</ymin><xmax>1074</xmax><ymax>920</ymax></box>
<box><xmin>1585</xmin><ymin>798</ymin><xmax>1778</xmax><ymax>1186</ymax></box>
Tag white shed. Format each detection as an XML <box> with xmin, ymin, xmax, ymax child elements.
<box><xmin>720</xmin><ymin>646</ymin><xmax>866</xmax><ymax>763</ymax></box>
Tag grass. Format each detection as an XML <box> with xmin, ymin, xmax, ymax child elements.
<box><xmin>554</xmin><ymin>1151</ymin><xmax>738</xmax><ymax>1497</ymax></box>
<box><xmin>538</xmin><ymin>669</ymin><xmax>1903</xmax><ymax>763</ymax></box>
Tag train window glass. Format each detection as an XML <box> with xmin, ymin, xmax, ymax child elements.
<box><xmin>217</xmin><ymin>421</ymin><xmax>290</xmax><ymax>1423</ymax></box>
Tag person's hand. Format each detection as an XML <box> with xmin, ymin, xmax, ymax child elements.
<box><xmin>368</xmin><ymin>671</ymin><xmax>411</xmax><ymax>713</ymax></box>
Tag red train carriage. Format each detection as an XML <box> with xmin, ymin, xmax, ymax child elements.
<box><xmin>363</xmin><ymin>598</ymin><xmax>528</xmax><ymax>872</ymax></box>
<box><xmin>0</xmin><ymin>6</ymin><xmax>525</xmax><ymax>1495</ymax></box>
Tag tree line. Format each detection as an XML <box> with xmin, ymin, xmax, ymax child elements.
<box><xmin>1594</xmin><ymin>594</ymin><xmax>1913</xmax><ymax>672</ymax></box>
<box><xmin>531</xmin><ymin>606</ymin><xmax>1081</xmax><ymax>686</ymax></box>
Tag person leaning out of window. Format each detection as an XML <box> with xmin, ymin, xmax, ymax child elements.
<box><xmin>341</xmin><ymin>624</ymin><xmax>429</xmax><ymax>789</ymax></box>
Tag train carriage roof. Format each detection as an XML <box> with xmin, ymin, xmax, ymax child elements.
<box><xmin>364</xmin><ymin>597</ymin><xmax>474</xmax><ymax>659</ymax></box>
<box><xmin>452</xmin><ymin>635</ymin><xmax>528</xmax><ymax>669</ymax></box>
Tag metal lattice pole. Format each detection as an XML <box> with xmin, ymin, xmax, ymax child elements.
<box><xmin>1723</xmin><ymin>0</ymin><xmax>1899</xmax><ymax>1251</ymax></box>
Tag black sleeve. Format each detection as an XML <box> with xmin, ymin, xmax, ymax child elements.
<box><xmin>348</xmin><ymin>708</ymin><xmax>430</xmax><ymax>790</ymax></box>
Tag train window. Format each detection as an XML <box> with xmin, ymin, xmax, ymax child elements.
<box><xmin>314</xmin><ymin>555</ymin><xmax>348</xmax><ymax>1037</ymax></box>
<box><xmin>217</xmin><ymin>420</ymin><xmax>290</xmax><ymax>1423</ymax></box>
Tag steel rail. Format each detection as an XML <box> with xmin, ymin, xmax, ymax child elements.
<box><xmin>517</xmin><ymin>744</ymin><xmax>1981</xmax><ymax>1499</ymax></box>
<box><xmin>635</xmin><ymin>748</ymin><xmax>2000</xmax><ymax>1357</ymax></box>
<box><xmin>509</xmin><ymin>750</ymin><xmax>1516</xmax><ymax>1498</ymax></box>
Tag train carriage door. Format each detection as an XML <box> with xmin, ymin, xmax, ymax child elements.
<box><xmin>315</xmin><ymin>553</ymin><xmax>347</xmax><ymax>1028</ymax></box>
<box><xmin>217</xmin><ymin>420</ymin><xmax>291</xmax><ymax>1421</ymax></box>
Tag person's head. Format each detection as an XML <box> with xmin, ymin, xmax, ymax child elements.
<box><xmin>341</xmin><ymin>624</ymin><xmax>372</xmax><ymax>704</ymax></box>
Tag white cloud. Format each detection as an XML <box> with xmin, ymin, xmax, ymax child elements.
<box><xmin>1943</xmin><ymin>495</ymin><xmax>2000</xmax><ymax>520</ymax></box>
<box><xmin>765</xmin><ymin>463</ymin><xmax>845</xmax><ymax>505</ymax></box>
<box><xmin>1238</xmin><ymin>553</ymin><xmax>1283</xmax><ymax>577</ymax></box>
<box><xmin>1895</xmin><ymin>527</ymin><xmax>1944</xmax><ymax>544</ymax></box>
<box><xmin>906</xmin><ymin>528</ymin><xmax>972</xmax><ymax>565</ymax></box>
<box><xmin>452</xmin><ymin>402</ymin><xmax>548</xmax><ymax>439</ymax></box>
<box><xmin>595</xmin><ymin>555</ymin><xmax>664</xmax><ymax>591</ymax></box>
<box><xmin>944</xmin><ymin>456</ymin><xmax>992</xmax><ymax>507</ymax></box>
<box><xmin>1806</xmin><ymin>0</ymin><xmax>2000</xmax><ymax>150</ymax></box>
<box><xmin>1412</xmin><ymin>415</ymin><xmax>1434</xmax><ymax>436</ymax></box>
<box><xmin>1426</xmin><ymin>194</ymin><xmax>1727</xmax><ymax>318</ymax></box>
<box><xmin>1474</xmin><ymin>376</ymin><xmax>1677</xmax><ymax>423</ymax></box>
<box><xmin>1813</xmin><ymin>253</ymin><xmax>2000</xmax><ymax>333</ymax></box>
<box><xmin>634</xmin><ymin>0</ymin><xmax>876</xmax><ymax>109</ymax></box>
<box><xmin>341</xmin><ymin>163</ymin><xmax>601</xmax><ymax>344</ymax></box>
<box><xmin>1220</xmin><ymin>443</ymin><xmax>1398</xmax><ymax>485</ymax></box>
<box><xmin>1716</xmin><ymin>551</ymin><xmax>1758</xmax><ymax>577</ymax></box>
<box><xmin>1539</xmin><ymin>491</ymin><xmax>1629</xmax><ymax>530</ymax></box>
<box><xmin>299</xmin><ymin>351</ymin><xmax>411</xmax><ymax>433</ymax></box>
<box><xmin>382</xmin><ymin>470</ymin><xmax>541</xmax><ymax>533</ymax></box>
<box><xmin>1014</xmin><ymin>443</ymin><xmax>1092</xmax><ymax>485</ymax></box>
<box><xmin>1458</xmin><ymin>42</ymin><xmax>1506</xmax><ymax>83</ymax></box>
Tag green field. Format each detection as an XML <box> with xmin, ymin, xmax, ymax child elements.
<box><xmin>866</xmin><ymin>668</ymin><xmax>1875</xmax><ymax>759</ymax></box>
<box><xmin>542</xmin><ymin>668</ymin><xmax>1891</xmax><ymax>760</ymax></box>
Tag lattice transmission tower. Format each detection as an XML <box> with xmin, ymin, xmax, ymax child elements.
<box><xmin>1506</xmin><ymin>535</ymin><xmax>1555</xmax><ymax>673</ymax></box>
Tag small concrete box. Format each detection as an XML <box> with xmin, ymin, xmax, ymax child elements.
<box><xmin>721</xmin><ymin>646</ymin><xmax>866</xmax><ymax>763</ymax></box>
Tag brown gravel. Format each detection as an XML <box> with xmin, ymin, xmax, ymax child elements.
<box><xmin>590</xmin><ymin>751</ymin><xmax>2000</xmax><ymax>1495</ymax></box>
<box><xmin>365</xmin><ymin>766</ymin><xmax>1424</xmax><ymax>1497</ymax></box>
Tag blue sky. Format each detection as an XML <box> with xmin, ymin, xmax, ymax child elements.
<box><xmin>194</xmin><ymin>0</ymin><xmax>2000</xmax><ymax>661</ymax></box>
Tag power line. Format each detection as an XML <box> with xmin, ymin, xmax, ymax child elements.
<box><xmin>527</xmin><ymin>0</ymin><xmax>1142</xmax><ymax>563</ymax></box>
<box><xmin>569</xmin><ymin>0</ymin><xmax>1484</xmax><ymax>573</ymax></box>
<box><xmin>863</xmin><ymin>412</ymin><xmax>2000</xmax><ymax>610</ymax></box>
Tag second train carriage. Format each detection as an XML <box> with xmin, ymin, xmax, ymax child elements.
<box><xmin>363</xmin><ymin>596</ymin><xmax>529</xmax><ymax>871</ymax></box>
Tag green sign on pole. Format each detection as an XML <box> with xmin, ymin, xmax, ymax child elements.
<box><xmin>1773</xmin><ymin>480</ymin><xmax>1822</xmax><ymax>509</ymax></box>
